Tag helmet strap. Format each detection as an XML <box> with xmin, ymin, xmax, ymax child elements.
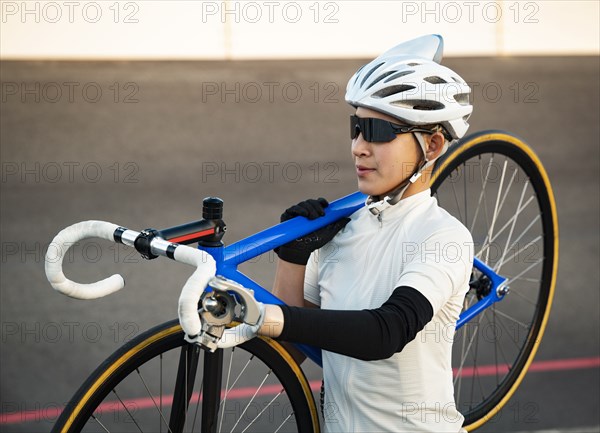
<box><xmin>366</xmin><ymin>132</ymin><xmax>429</xmax><ymax>215</ymax></box>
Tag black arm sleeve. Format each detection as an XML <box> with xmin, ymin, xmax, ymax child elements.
<box><xmin>277</xmin><ymin>286</ymin><xmax>434</xmax><ymax>361</ymax></box>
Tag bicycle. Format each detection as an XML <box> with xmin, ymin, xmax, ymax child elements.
<box><xmin>45</xmin><ymin>130</ymin><xmax>558</xmax><ymax>433</ymax></box>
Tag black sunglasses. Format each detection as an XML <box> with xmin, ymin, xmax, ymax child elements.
<box><xmin>350</xmin><ymin>115</ymin><xmax>435</xmax><ymax>143</ymax></box>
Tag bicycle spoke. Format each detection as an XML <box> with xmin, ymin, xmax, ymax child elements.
<box><xmin>488</xmin><ymin>206</ymin><xmax>538</xmax><ymax>257</ymax></box>
<box><xmin>241</xmin><ymin>388</ymin><xmax>285</xmax><ymax>433</ymax></box>
<box><xmin>273</xmin><ymin>413</ymin><xmax>294</xmax><ymax>433</ymax></box>
<box><xmin>91</xmin><ymin>414</ymin><xmax>111</xmax><ymax>433</ymax></box>
<box><xmin>496</xmin><ymin>178</ymin><xmax>529</xmax><ymax>273</ymax></box>
<box><xmin>454</xmin><ymin>314</ymin><xmax>482</xmax><ymax>386</ymax></box>
<box><xmin>476</xmin><ymin>196</ymin><xmax>535</xmax><ymax>259</ymax></box>
<box><xmin>497</xmin><ymin>222</ymin><xmax>542</xmax><ymax>267</ymax></box>
<box><xmin>484</xmin><ymin>160</ymin><xmax>508</xmax><ymax>264</ymax></box>
<box><xmin>454</xmin><ymin>321</ymin><xmax>479</xmax><ymax>382</ymax></box>
<box><xmin>469</xmin><ymin>154</ymin><xmax>494</xmax><ymax>234</ymax></box>
<box><xmin>507</xmin><ymin>288</ymin><xmax>537</xmax><ymax>305</ymax></box>
<box><xmin>492</xmin><ymin>308</ymin><xmax>499</xmax><ymax>387</ymax></box>
<box><xmin>222</xmin><ymin>354</ymin><xmax>254</xmax><ymax>400</ymax></box>
<box><xmin>493</xmin><ymin>308</ymin><xmax>531</xmax><ymax>332</ymax></box>
<box><xmin>136</xmin><ymin>368</ymin><xmax>173</xmax><ymax>433</ymax></box>
<box><xmin>450</xmin><ymin>172</ymin><xmax>464</xmax><ymax>223</ymax></box>
<box><xmin>112</xmin><ymin>389</ymin><xmax>144</xmax><ymax>433</ymax></box>
<box><xmin>471</xmin><ymin>314</ymin><xmax>485</xmax><ymax>409</ymax></box>
<box><xmin>485</xmin><ymin>309</ymin><xmax>514</xmax><ymax>369</ymax></box>
<box><xmin>495</xmin><ymin>234</ymin><xmax>542</xmax><ymax>271</ymax></box>
<box><xmin>505</xmin><ymin>258</ymin><xmax>543</xmax><ymax>284</ymax></box>
<box><xmin>218</xmin><ymin>347</ymin><xmax>236</xmax><ymax>433</ymax></box>
<box><xmin>454</xmin><ymin>313</ymin><xmax>469</xmax><ymax>402</ymax></box>
<box><xmin>190</xmin><ymin>375</ymin><xmax>204</xmax><ymax>433</ymax></box>
<box><xmin>504</xmin><ymin>277</ymin><xmax>540</xmax><ymax>283</ymax></box>
<box><xmin>455</xmin><ymin>312</ymin><xmax>476</xmax><ymax>405</ymax></box>
<box><xmin>230</xmin><ymin>370</ymin><xmax>273</xmax><ymax>432</ymax></box>
<box><xmin>493</xmin><ymin>313</ymin><xmax>526</xmax><ymax>356</ymax></box>
<box><xmin>479</xmin><ymin>163</ymin><xmax>520</xmax><ymax>252</ymax></box>
<box><xmin>496</xmin><ymin>166</ymin><xmax>518</xmax><ymax>216</ymax></box>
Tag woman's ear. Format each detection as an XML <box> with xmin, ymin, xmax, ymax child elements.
<box><xmin>426</xmin><ymin>131</ymin><xmax>446</xmax><ymax>161</ymax></box>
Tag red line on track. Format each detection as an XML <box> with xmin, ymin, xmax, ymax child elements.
<box><xmin>2</xmin><ymin>356</ymin><xmax>599</xmax><ymax>425</ymax></box>
<box><xmin>452</xmin><ymin>356</ymin><xmax>600</xmax><ymax>378</ymax></box>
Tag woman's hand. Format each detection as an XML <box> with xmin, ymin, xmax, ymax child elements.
<box><xmin>275</xmin><ymin>198</ymin><xmax>350</xmax><ymax>265</ymax></box>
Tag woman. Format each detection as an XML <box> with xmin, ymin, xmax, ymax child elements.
<box><xmin>258</xmin><ymin>34</ymin><xmax>475</xmax><ymax>432</ymax></box>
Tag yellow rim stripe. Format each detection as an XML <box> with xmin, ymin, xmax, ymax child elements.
<box><xmin>61</xmin><ymin>325</ymin><xmax>320</xmax><ymax>433</ymax></box>
<box><xmin>431</xmin><ymin>132</ymin><xmax>558</xmax><ymax>431</ymax></box>
<box><xmin>258</xmin><ymin>336</ymin><xmax>321</xmax><ymax>433</ymax></box>
<box><xmin>61</xmin><ymin>324</ymin><xmax>183</xmax><ymax>433</ymax></box>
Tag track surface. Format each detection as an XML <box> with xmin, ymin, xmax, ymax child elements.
<box><xmin>1</xmin><ymin>57</ymin><xmax>599</xmax><ymax>432</ymax></box>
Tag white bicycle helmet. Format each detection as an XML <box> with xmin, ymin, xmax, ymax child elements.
<box><xmin>345</xmin><ymin>34</ymin><xmax>473</xmax><ymax>140</ymax></box>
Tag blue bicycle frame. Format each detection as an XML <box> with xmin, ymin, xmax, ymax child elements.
<box><xmin>197</xmin><ymin>191</ymin><xmax>508</xmax><ymax>366</ymax></box>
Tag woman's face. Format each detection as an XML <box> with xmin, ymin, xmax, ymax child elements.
<box><xmin>352</xmin><ymin>107</ymin><xmax>423</xmax><ymax>198</ymax></box>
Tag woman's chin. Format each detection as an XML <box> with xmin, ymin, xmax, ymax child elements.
<box><xmin>357</xmin><ymin>181</ymin><xmax>383</xmax><ymax>197</ymax></box>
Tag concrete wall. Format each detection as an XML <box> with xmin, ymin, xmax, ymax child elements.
<box><xmin>1</xmin><ymin>0</ymin><xmax>599</xmax><ymax>59</ymax></box>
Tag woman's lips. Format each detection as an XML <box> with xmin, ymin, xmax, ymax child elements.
<box><xmin>356</xmin><ymin>165</ymin><xmax>376</xmax><ymax>176</ymax></box>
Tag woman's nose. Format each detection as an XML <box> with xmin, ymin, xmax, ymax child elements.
<box><xmin>352</xmin><ymin>134</ymin><xmax>371</xmax><ymax>157</ymax></box>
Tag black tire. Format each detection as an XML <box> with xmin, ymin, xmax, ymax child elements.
<box><xmin>52</xmin><ymin>319</ymin><xmax>319</xmax><ymax>433</ymax></box>
<box><xmin>431</xmin><ymin>131</ymin><xmax>558</xmax><ymax>431</ymax></box>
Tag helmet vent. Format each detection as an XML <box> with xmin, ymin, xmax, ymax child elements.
<box><xmin>454</xmin><ymin>93</ymin><xmax>470</xmax><ymax>106</ymax></box>
<box><xmin>366</xmin><ymin>71</ymin><xmax>397</xmax><ymax>90</ymax></box>
<box><xmin>353</xmin><ymin>65</ymin><xmax>366</xmax><ymax>85</ymax></box>
<box><xmin>391</xmin><ymin>100</ymin><xmax>445</xmax><ymax>111</ymax></box>
<box><xmin>372</xmin><ymin>85</ymin><xmax>416</xmax><ymax>99</ymax></box>
<box><xmin>384</xmin><ymin>70</ymin><xmax>415</xmax><ymax>83</ymax></box>
<box><xmin>424</xmin><ymin>76</ymin><xmax>447</xmax><ymax>84</ymax></box>
<box><xmin>452</xmin><ymin>76</ymin><xmax>461</xmax><ymax>83</ymax></box>
<box><xmin>407</xmin><ymin>62</ymin><xmax>421</xmax><ymax>66</ymax></box>
<box><xmin>361</xmin><ymin>62</ymin><xmax>385</xmax><ymax>87</ymax></box>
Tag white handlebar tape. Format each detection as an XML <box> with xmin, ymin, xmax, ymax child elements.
<box><xmin>47</xmin><ymin>220</ymin><xmax>217</xmax><ymax>337</ymax></box>
<box><xmin>45</xmin><ymin>220</ymin><xmax>124</xmax><ymax>300</ymax></box>
<box><xmin>176</xmin><ymin>245</ymin><xmax>217</xmax><ymax>338</ymax></box>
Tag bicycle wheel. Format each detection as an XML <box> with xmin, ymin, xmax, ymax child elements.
<box><xmin>52</xmin><ymin>319</ymin><xmax>319</xmax><ymax>433</ymax></box>
<box><xmin>430</xmin><ymin>131</ymin><xmax>558</xmax><ymax>431</ymax></box>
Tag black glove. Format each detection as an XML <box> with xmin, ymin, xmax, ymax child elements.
<box><xmin>275</xmin><ymin>198</ymin><xmax>350</xmax><ymax>265</ymax></box>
